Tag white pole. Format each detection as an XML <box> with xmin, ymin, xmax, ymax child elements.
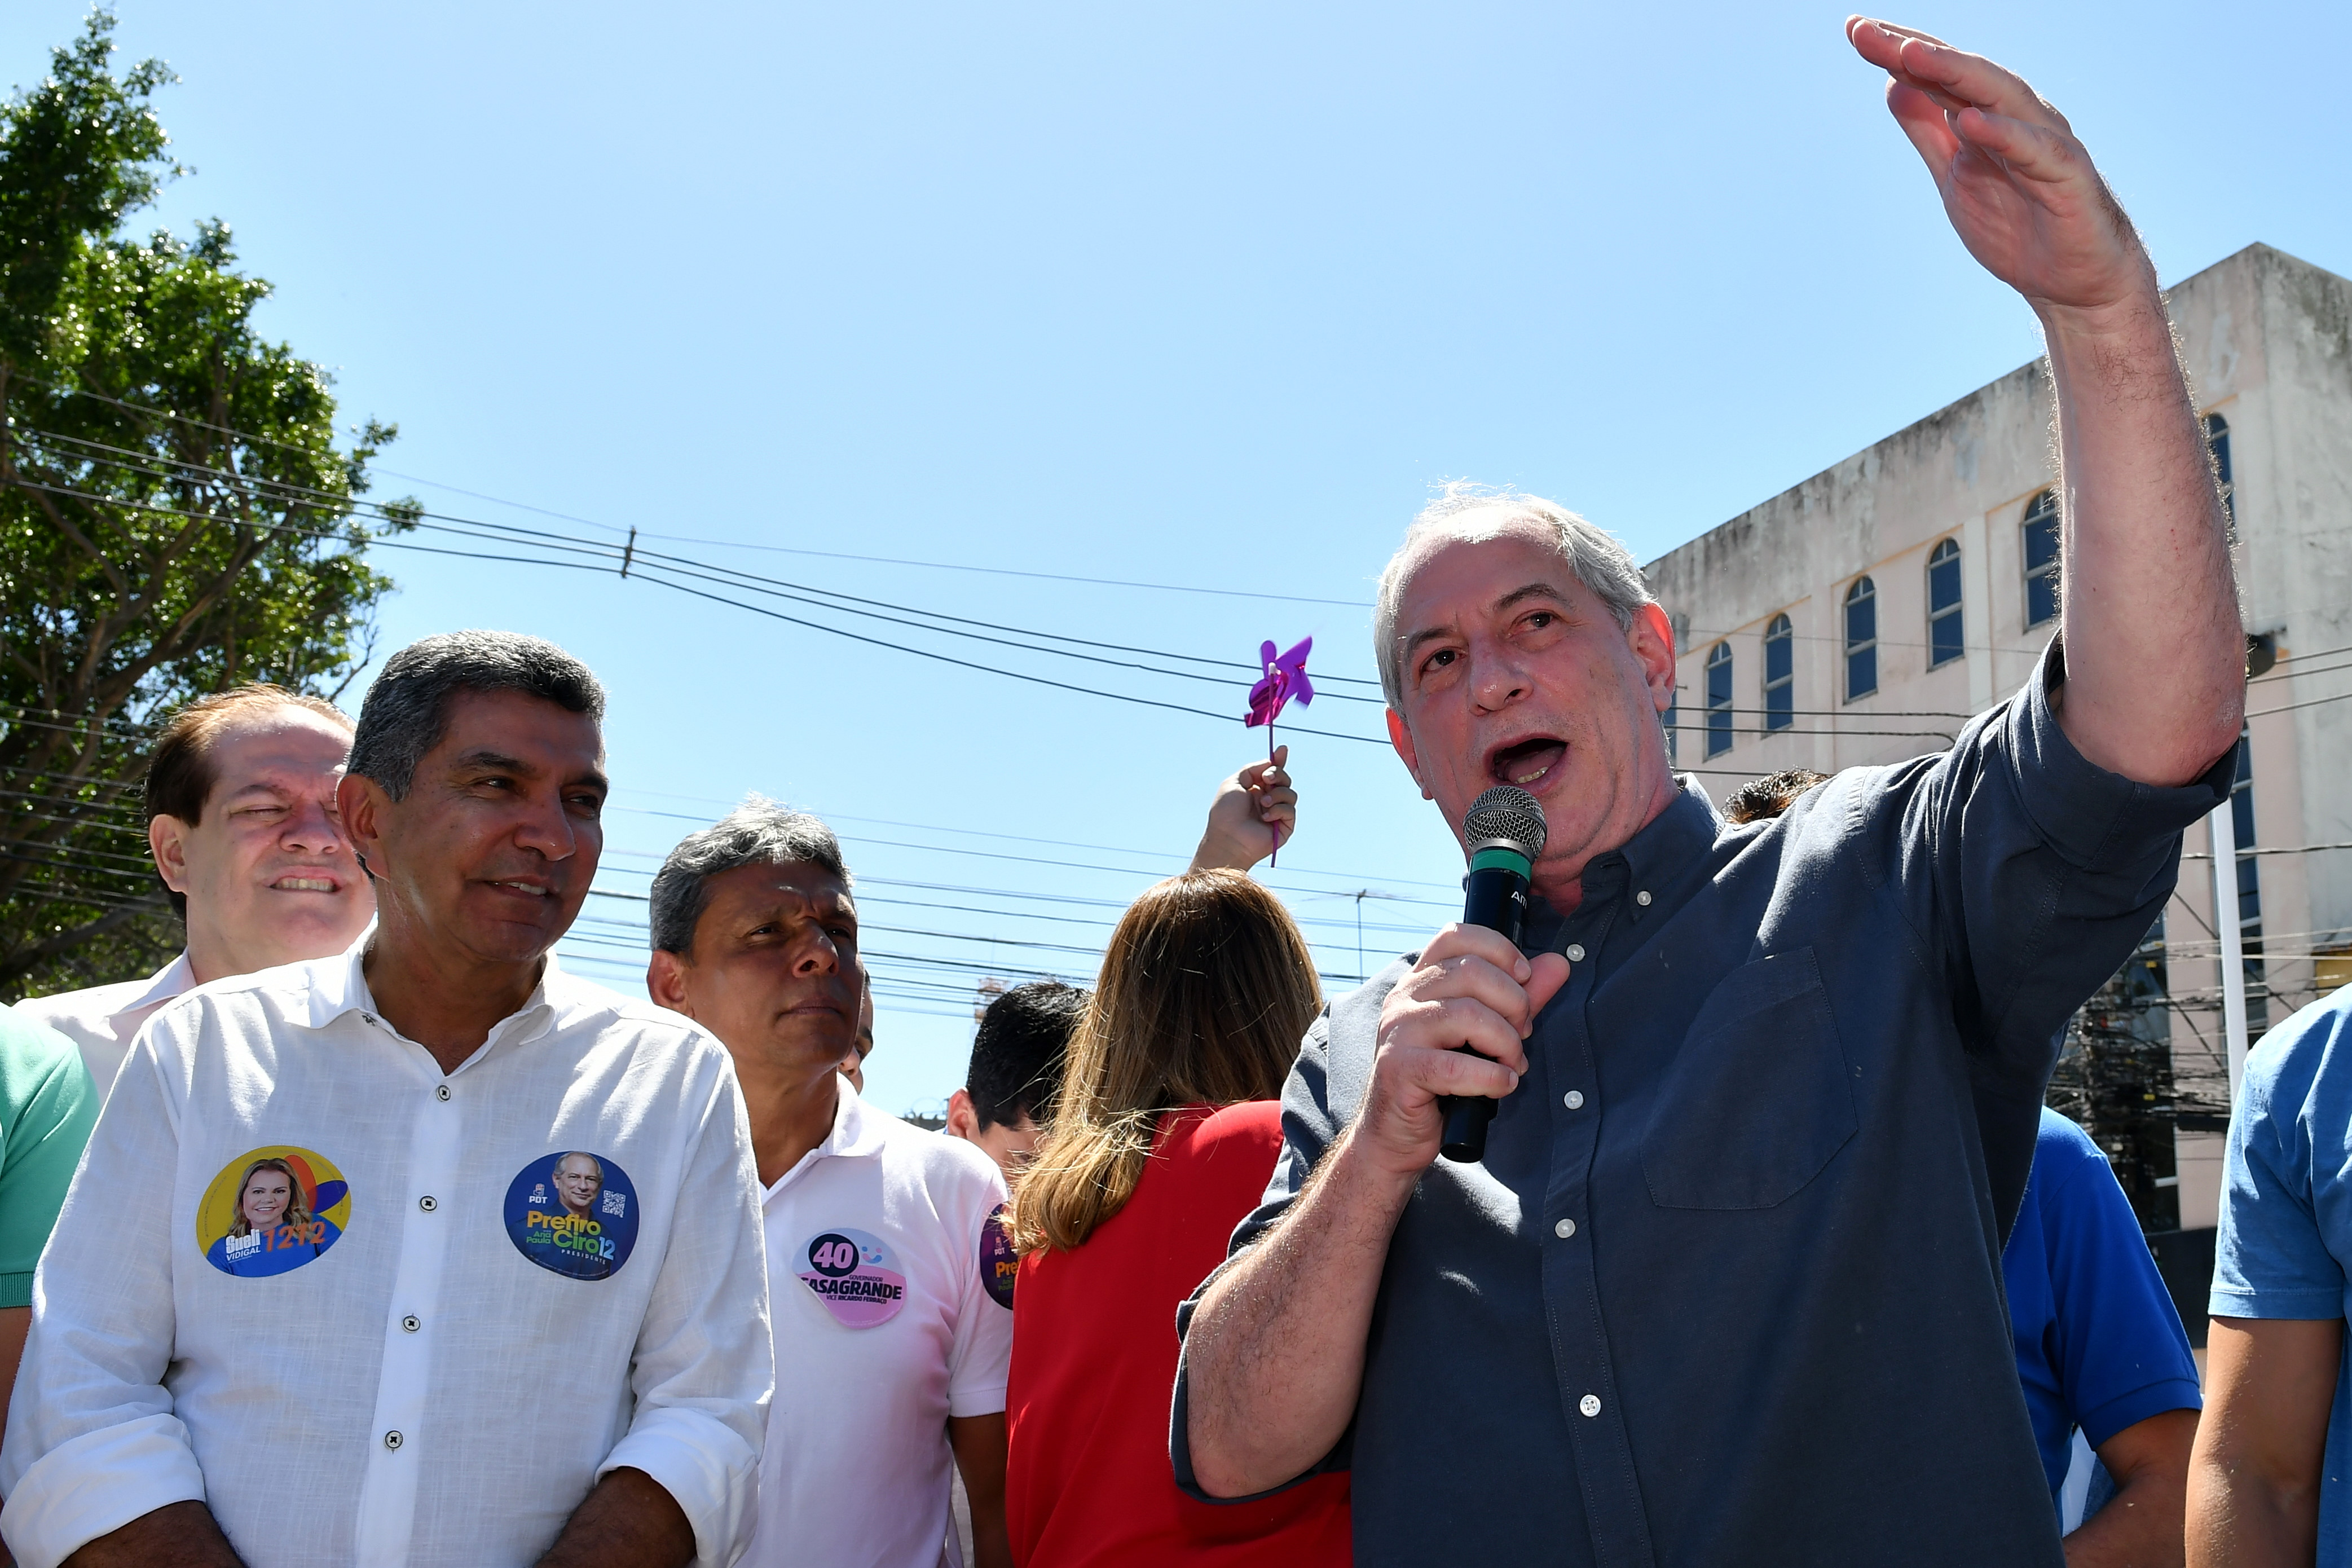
<box><xmin>2209</xmin><ymin>797</ymin><xmax>2250</xmax><ymax>1098</ymax></box>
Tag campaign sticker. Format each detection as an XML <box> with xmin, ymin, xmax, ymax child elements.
<box><xmin>980</xmin><ymin>1203</ymin><xmax>1017</xmax><ymax>1310</ymax></box>
<box><xmin>504</xmin><ymin>1151</ymin><xmax>640</xmax><ymax>1282</ymax></box>
<box><xmin>800</xmin><ymin>1228</ymin><xmax>906</xmax><ymax>1328</ymax></box>
<box><xmin>197</xmin><ymin>1146</ymin><xmax>351</xmax><ymax>1278</ymax></box>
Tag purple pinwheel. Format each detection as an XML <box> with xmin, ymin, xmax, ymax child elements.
<box><xmin>1247</xmin><ymin>636</ymin><xmax>1314</xmax><ymax>732</ymax></box>
<box><xmin>1246</xmin><ymin>637</ymin><xmax>1312</xmax><ymax>865</ymax></box>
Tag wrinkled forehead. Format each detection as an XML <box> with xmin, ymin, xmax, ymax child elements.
<box><xmin>1390</xmin><ymin>515</ymin><xmax>1582</xmax><ymax>624</ymax></box>
<box><xmin>557</xmin><ymin>1155</ymin><xmax>598</xmax><ymax>1177</ymax></box>
<box><xmin>206</xmin><ymin>707</ymin><xmax>354</xmax><ymax>791</ymax></box>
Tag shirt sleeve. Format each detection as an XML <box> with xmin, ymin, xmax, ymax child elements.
<box><xmin>945</xmin><ymin>1161</ymin><xmax>1014</xmax><ymax>1420</ymax></box>
<box><xmin>0</xmin><ymin>1023</ymin><xmax>204</xmax><ymax>1568</ymax></box>
<box><xmin>2210</xmin><ymin>1003</ymin><xmax>2352</xmax><ymax>1322</ymax></box>
<box><xmin>0</xmin><ymin>1015</ymin><xmax>99</xmax><ymax>1309</ymax></box>
<box><xmin>1852</xmin><ymin>637</ymin><xmax>2232</xmax><ymax>1230</ymax></box>
<box><xmin>1170</xmin><ymin>1005</ymin><xmax>1358</xmax><ymax>1503</ymax></box>
<box><xmin>596</xmin><ymin>1041</ymin><xmax>774</xmax><ymax>1568</ymax></box>
<box><xmin>2036</xmin><ymin>1125</ymin><xmax>2203</xmax><ymax>1448</ymax></box>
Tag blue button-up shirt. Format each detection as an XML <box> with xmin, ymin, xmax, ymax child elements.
<box><xmin>1174</xmin><ymin>644</ymin><xmax>2228</xmax><ymax>1566</ymax></box>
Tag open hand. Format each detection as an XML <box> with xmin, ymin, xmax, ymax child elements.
<box><xmin>1847</xmin><ymin>17</ymin><xmax>2155</xmax><ymax>325</ymax></box>
<box><xmin>1190</xmin><ymin>746</ymin><xmax>1298</xmax><ymax>873</ymax></box>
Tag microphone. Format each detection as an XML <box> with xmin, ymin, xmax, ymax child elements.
<box><xmin>1438</xmin><ymin>785</ymin><xmax>1548</xmax><ymax>1164</ymax></box>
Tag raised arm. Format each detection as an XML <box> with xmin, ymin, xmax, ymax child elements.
<box><xmin>1189</xmin><ymin>747</ymin><xmax>1298</xmax><ymax>874</ymax></box>
<box><xmin>1849</xmin><ymin>18</ymin><xmax>2243</xmax><ymax>786</ymax></box>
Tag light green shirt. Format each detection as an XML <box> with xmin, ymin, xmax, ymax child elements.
<box><xmin>0</xmin><ymin>1007</ymin><xmax>98</xmax><ymax>1308</ymax></box>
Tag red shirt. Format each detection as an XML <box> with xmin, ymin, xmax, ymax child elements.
<box><xmin>1005</xmin><ymin>1102</ymin><xmax>1351</xmax><ymax>1568</ymax></box>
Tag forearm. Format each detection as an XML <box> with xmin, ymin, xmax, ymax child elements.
<box><xmin>2186</xmin><ymin>1457</ymin><xmax>2320</xmax><ymax>1567</ymax></box>
<box><xmin>948</xmin><ymin>1413</ymin><xmax>1012</xmax><ymax>1568</ymax></box>
<box><xmin>1184</xmin><ymin>1124</ymin><xmax>1415</xmax><ymax>1496</ymax></box>
<box><xmin>2066</xmin><ymin>1471</ymin><xmax>2184</xmax><ymax>1567</ymax></box>
<box><xmin>2044</xmin><ymin>291</ymin><xmax>2243</xmax><ymax>783</ymax></box>
<box><xmin>61</xmin><ymin>1502</ymin><xmax>244</xmax><ymax>1568</ymax></box>
<box><xmin>534</xmin><ymin>1467</ymin><xmax>695</xmax><ymax>1568</ymax></box>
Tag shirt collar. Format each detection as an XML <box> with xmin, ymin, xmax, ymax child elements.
<box><xmin>1526</xmin><ymin>778</ymin><xmax>1724</xmax><ymax>942</ymax></box>
<box><xmin>765</xmin><ymin>1076</ymin><xmax>892</xmax><ymax>1201</ymax></box>
<box><xmin>111</xmin><ymin>951</ymin><xmax>197</xmax><ymax>1023</ymax></box>
<box><xmin>304</xmin><ymin>922</ymin><xmax>569</xmax><ymax>1051</ymax></box>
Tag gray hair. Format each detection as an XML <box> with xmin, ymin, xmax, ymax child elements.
<box><xmin>349</xmin><ymin>631</ymin><xmax>606</xmax><ymax>800</ymax></box>
<box><xmin>1371</xmin><ymin>483</ymin><xmax>1657</xmax><ymax>708</ymax></box>
<box><xmin>650</xmin><ymin>795</ymin><xmax>851</xmax><ymax>955</ymax></box>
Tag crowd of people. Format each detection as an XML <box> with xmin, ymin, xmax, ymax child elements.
<box><xmin>1</xmin><ymin>17</ymin><xmax>2349</xmax><ymax>1568</ymax></box>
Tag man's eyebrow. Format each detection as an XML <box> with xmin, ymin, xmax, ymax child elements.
<box><xmin>451</xmin><ymin>748</ymin><xmax>535</xmax><ymax>776</ymax></box>
<box><xmin>570</xmin><ymin>768</ymin><xmax>611</xmax><ymax>798</ymax></box>
<box><xmin>1495</xmin><ymin>581</ymin><xmax>1572</xmax><ymax>612</ymax></box>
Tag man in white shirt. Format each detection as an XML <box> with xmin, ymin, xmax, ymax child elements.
<box><xmin>16</xmin><ymin>683</ymin><xmax>375</xmax><ymax>1091</ymax></box>
<box><xmin>0</xmin><ymin>631</ymin><xmax>771</xmax><ymax>1568</ymax></box>
<box><xmin>646</xmin><ymin>799</ymin><xmax>1014</xmax><ymax>1568</ymax></box>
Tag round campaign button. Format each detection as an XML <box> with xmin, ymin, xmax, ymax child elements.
<box><xmin>504</xmin><ymin>1151</ymin><xmax>640</xmax><ymax>1281</ymax></box>
<box><xmin>197</xmin><ymin>1146</ymin><xmax>352</xmax><ymax>1279</ymax></box>
<box><xmin>799</xmin><ymin>1227</ymin><xmax>906</xmax><ymax>1328</ymax></box>
<box><xmin>979</xmin><ymin>1203</ymin><xmax>1017</xmax><ymax>1310</ymax></box>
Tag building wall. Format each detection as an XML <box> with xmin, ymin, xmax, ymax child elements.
<box><xmin>1644</xmin><ymin>243</ymin><xmax>2352</xmax><ymax>1243</ymax></box>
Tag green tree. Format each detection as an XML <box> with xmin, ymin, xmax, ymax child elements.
<box><xmin>0</xmin><ymin>11</ymin><xmax>413</xmax><ymax>996</ymax></box>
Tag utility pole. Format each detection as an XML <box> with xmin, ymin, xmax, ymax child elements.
<box><xmin>2209</xmin><ymin>798</ymin><xmax>2250</xmax><ymax>1099</ymax></box>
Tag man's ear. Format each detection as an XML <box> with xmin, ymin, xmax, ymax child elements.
<box><xmin>1629</xmin><ymin>602</ymin><xmax>1677</xmax><ymax>713</ymax></box>
<box><xmin>148</xmin><ymin>814</ymin><xmax>195</xmax><ymax>893</ymax></box>
<box><xmin>944</xmin><ymin>1087</ymin><xmax>980</xmax><ymax>1142</ymax></box>
<box><xmin>336</xmin><ymin>772</ymin><xmax>390</xmax><ymax>882</ymax></box>
<box><xmin>1385</xmin><ymin>708</ymin><xmax>1433</xmax><ymax>801</ymax></box>
<box><xmin>646</xmin><ymin>949</ymin><xmax>695</xmax><ymax>1017</ymax></box>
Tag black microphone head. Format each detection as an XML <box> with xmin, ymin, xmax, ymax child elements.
<box><xmin>1465</xmin><ymin>785</ymin><xmax>1547</xmax><ymax>861</ymax></box>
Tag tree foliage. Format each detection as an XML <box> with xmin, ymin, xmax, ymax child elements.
<box><xmin>0</xmin><ymin>11</ymin><xmax>413</xmax><ymax>995</ymax></box>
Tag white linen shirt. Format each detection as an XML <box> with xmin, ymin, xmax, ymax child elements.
<box><xmin>13</xmin><ymin>952</ymin><xmax>195</xmax><ymax>1095</ymax></box>
<box><xmin>750</xmin><ymin>1081</ymin><xmax>1012</xmax><ymax>1568</ymax></box>
<box><xmin>0</xmin><ymin>940</ymin><xmax>773</xmax><ymax>1568</ymax></box>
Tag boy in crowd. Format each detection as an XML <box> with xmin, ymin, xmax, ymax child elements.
<box><xmin>649</xmin><ymin>800</ymin><xmax>1014</xmax><ymax>1568</ymax></box>
<box><xmin>16</xmin><ymin>684</ymin><xmax>374</xmax><ymax>1092</ymax></box>
<box><xmin>945</xmin><ymin>981</ymin><xmax>1088</xmax><ymax>1183</ymax></box>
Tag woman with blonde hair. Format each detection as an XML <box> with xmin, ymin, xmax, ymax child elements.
<box><xmin>1004</xmin><ymin>869</ymin><xmax>1349</xmax><ymax>1567</ymax></box>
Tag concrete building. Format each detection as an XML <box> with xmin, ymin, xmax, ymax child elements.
<box><xmin>1645</xmin><ymin>243</ymin><xmax>2352</xmax><ymax>1327</ymax></box>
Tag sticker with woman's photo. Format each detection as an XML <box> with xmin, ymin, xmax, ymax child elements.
<box><xmin>504</xmin><ymin>1151</ymin><xmax>640</xmax><ymax>1281</ymax></box>
<box><xmin>197</xmin><ymin>1147</ymin><xmax>351</xmax><ymax>1278</ymax></box>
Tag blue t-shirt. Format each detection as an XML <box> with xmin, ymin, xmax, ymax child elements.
<box><xmin>2005</xmin><ymin>1108</ymin><xmax>2202</xmax><ymax>1504</ymax></box>
<box><xmin>2212</xmin><ymin>986</ymin><xmax>2352</xmax><ymax>1558</ymax></box>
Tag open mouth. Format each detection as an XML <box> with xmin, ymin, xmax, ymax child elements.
<box><xmin>1488</xmin><ymin>737</ymin><xmax>1568</xmax><ymax>790</ymax></box>
<box><xmin>271</xmin><ymin>875</ymin><xmax>341</xmax><ymax>893</ymax></box>
<box><xmin>485</xmin><ymin>879</ymin><xmax>554</xmax><ymax>899</ymax></box>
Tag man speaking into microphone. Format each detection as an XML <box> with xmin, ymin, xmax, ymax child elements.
<box><xmin>1176</xmin><ymin>20</ymin><xmax>2245</xmax><ymax>1566</ymax></box>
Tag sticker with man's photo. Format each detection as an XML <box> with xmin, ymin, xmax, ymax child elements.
<box><xmin>504</xmin><ymin>1151</ymin><xmax>640</xmax><ymax>1281</ymax></box>
<box><xmin>197</xmin><ymin>1146</ymin><xmax>352</xmax><ymax>1278</ymax></box>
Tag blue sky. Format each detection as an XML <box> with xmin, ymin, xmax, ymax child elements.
<box><xmin>8</xmin><ymin>2</ymin><xmax>2346</xmax><ymax>1112</ymax></box>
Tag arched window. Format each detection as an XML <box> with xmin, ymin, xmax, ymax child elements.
<box><xmin>1706</xmin><ymin>641</ymin><xmax>1734</xmax><ymax>757</ymax></box>
<box><xmin>1844</xmin><ymin>578</ymin><xmax>1877</xmax><ymax>701</ymax></box>
<box><xmin>2023</xmin><ymin>489</ymin><xmax>2060</xmax><ymax>629</ymax></box>
<box><xmin>1927</xmin><ymin>538</ymin><xmax>1963</xmax><ymax>668</ymax></box>
<box><xmin>1763</xmin><ymin>614</ymin><xmax>1793</xmax><ymax>731</ymax></box>
<box><xmin>2206</xmin><ymin>412</ymin><xmax>2235</xmax><ymax>522</ymax></box>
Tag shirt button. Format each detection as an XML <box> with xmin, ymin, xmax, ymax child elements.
<box><xmin>435</xmin><ymin>1084</ymin><xmax>451</xmax><ymax>1102</ymax></box>
<box><xmin>1579</xmin><ymin>1395</ymin><xmax>1601</xmax><ymax>1419</ymax></box>
<box><xmin>1566</xmin><ymin>942</ymin><xmax>1587</xmax><ymax>962</ymax></box>
<box><xmin>419</xmin><ymin>1196</ymin><xmax>438</xmax><ymax>1212</ymax></box>
<box><xmin>1554</xmin><ymin>1218</ymin><xmax>1576</xmax><ymax>1239</ymax></box>
<box><xmin>384</xmin><ymin>1430</ymin><xmax>404</xmax><ymax>1450</ymax></box>
<box><xmin>1636</xmin><ymin>890</ymin><xmax>1653</xmax><ymax>906</ymax></box>
<box><xmin>1564</xmin><ymin>1090</ymin><xmax>1585</xmax><ymax>1110</ymax></box>
<box><xmin>401</xmin><ymin>1315</ymin><xmax>421</xmax><ymax>1333</ymax></box>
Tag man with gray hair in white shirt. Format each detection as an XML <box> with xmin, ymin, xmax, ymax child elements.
<box><xmin>1</xmin><ymin>631</ymin><xmax>772</xmax><ymax>1568</ymax></box>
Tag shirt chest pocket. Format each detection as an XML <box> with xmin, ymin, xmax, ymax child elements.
<box><xmin>1640</xmin><ymin>946</ymin><xmax>1857</xmax><ymax>1210</ymax></box>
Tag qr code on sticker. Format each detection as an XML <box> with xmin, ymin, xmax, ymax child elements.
<box><xmin>602</xmin><ymin>1190</ymin><xmax>627</xmax><ymax>1218</ymax></box>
